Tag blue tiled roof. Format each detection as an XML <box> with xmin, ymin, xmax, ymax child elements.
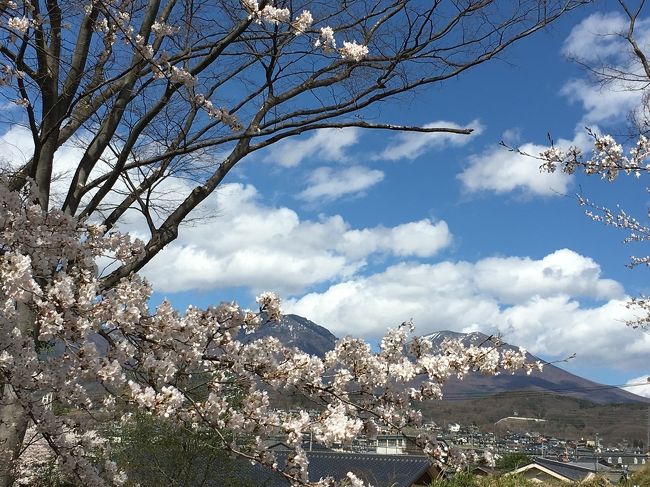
<box><xmin>300</xmin><ymin>452</ymin><xmax>432</xmax><ymax>487</ymax></box>
<box><xmin>242</xmin><ymin>451</ymin><xmax>434</xmax><ymax>486</ymax></box>
<box><xmin>533</xmin><ymin>457</ymin><xmax>610</xmax><ymax>482</ymax></box>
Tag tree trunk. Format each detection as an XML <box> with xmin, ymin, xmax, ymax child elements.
<box><xmin>0</xmin><ymin>303</ymin><xmax>35</xmax><ymax>487</ymax></box>
<box><xmin>0</xmin><ymin>385</ymin><xmax>29</xmax><ymax>487</ymax></box>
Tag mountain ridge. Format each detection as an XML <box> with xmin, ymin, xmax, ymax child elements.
<box><xmin>421</xmin><ymin>329</ymin><xmax>648</xmax><ymax>404</ymax></box>
<box><xmin>251</xmin><ymin>314</ymin><xmax>648</xmax><ymax>405</ymax></box>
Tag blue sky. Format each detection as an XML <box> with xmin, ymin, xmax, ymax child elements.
<box><xmin>138</xmin><ymin>4</ymin><xmax>650</xmax><ymax>392</ymax></box>
<box><xmin>3</xmin><ymin>3</ymin><xmax>650</xmax><ymax>395</ymax></box>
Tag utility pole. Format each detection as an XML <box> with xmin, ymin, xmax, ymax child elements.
<box><xmin>645</xmin><ymin>406</ymin><xmax>650</xmax><ymax>455</ymax></box>
<box><xmin>646</xmin><ymin>407</ymin><xmax>649</xmax><ymax>455</ymax></box>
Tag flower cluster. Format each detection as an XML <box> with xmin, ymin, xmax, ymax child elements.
<box><xmin>315</xmin><ymin>26</ymin><xmax>336</xmax><ymax>51</ymax></box>
<box><xmin>539</xmin><ymin>131</ymin><xmax>650</xmax><ymax>181</ymax></box>
<box><xmin>292</xmin><ymin>10</ymin><xmax>313</xmax><ymax>35</ymax></box>
<box><xmin>0</xmin><ymin>178</ymin><xmax>540</xmax><ymax>486</ymax></box>
<box><xmin>0</xmin><ymin>64</ymin><xmax>23</xmax><ymax>87</ymax></box>
<box><xmin>7</xmin><ymin>16</ymin><xmax>30</xmax><ymax>34</ymax></box>
<box><xmin>195</xmin><ymin>95</ymin><xmax>243</xmax><ymax>131</ymax></box>
<box><xmin>239</xmin><ymin>0</ymin><xmax>366</xmax><ymax>60</ymax></box>
<box><xmin>151</xmin><ymin>20</ymin><xmax>179</xmax><ymax>38</ymax></box>
<box><xmin>339</xmin><ymin>41</ymin><xmax>369</xmax><ymax>62</ymax></box>
<box><xmin>242</xmin><ymin>0</ymin><xmax>289</xmax><ymax>25</ymax></box>
<box><xmin>314</xmin><ymin>27</ymin><xmax>368</xmax><ymax>61</ymax></box>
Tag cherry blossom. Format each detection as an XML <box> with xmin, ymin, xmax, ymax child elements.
<box><xmin>315</xmin><ymin>27</ymin><xmax>337</xmax><ymax>51</ymax></box>
<box><xmin>539</xmin><ymin>130</ymin><xmax>650</xmax><ymax>181</ymax></box>
<box><xmin>292</xmin><ymin>11</ymin><xmax>313</xmax><ymax>35</ymax></box>
<box><xmin>340</xmin><ymin>41</ymin><xmax>369</xmax><ymax>62</ymax></box>
<box><xmin>151</xmin><ymin>20</ymin><xmax>178</xmax><ymax>38</ymax></box>
<box><xmin>7</xmin><ymin>17</ymin><xmax>29</xmax><ymax>34</ymax></box>
<box><xmin>0</xmin><ymin>0</ymin><xmax>581</xmax><ymax>483</ymax></box>
<box><xmin>0</xmin><ymin>178</ymin><xmax>537</xmax><ymax>486</ymax></box>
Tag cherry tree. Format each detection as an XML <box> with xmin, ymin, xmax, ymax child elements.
<box><xmin>0</xmin><ymin>183</ymin><xmax>541</xmax><ymax>485</ymax></box>
<box><xmin>0</xmin><ymin>0</ymin><xmax>585</xmax><ymax>484</ymax></box>
<box><xmin>538</xmin><ymin>132</ymin><xmax>650</xmax><ymax>328</ymax></box>
<box><xmin>533</xmin><ymin>1</ymin><xmax>650</xmax><ymax>331</ymax></box>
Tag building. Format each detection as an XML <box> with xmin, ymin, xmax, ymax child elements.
<box><xmin>509</xmin><ymin>457</ymin><xmax>624</xmax><ymax>484</ymax></box>
<box><xmin>238</xmin><ymin>451</ymin><xmax>442</xmax><ymax>487</ymax></box>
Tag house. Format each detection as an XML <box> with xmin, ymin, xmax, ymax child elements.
<box><xmin>293</xmin><ymin>452</ymin><xmax>442</xmax><ymax>487</ymax></box>
<box><xmin>373</xmin><ymin>434</ymin><xmax>409</xmax><ymax>455</ymax></box>
<box><xmin>602</xmin><ymin>453</ymin><xmax>649</xmax><ymax>472</ymax></box>
<box><xmin>238</xmin><ymin>451</ymin><xmax>442</xmax><ymax>487</ymax></box>
<box><xmin>472</xmin><ymin>465</ymin><xmax>497</xmax><ymax>477</ymax></box>
<box><xmin>509</xmin><ymin>457</ymin><xmax>624</xmax><ymax>484</ymax></box>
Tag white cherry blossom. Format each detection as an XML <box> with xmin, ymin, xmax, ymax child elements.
<box><xmin>7</xmin><ymin>17</ymin><xmax>29</xmax><ymax>34</ymax></box>
<box><xmin>315</xmin><ymin>26</ymin><xmax>336</xmax><ymax>51</ymax></box>
<box><xmin>0</xmin><ymin>180</ymin><xmax>536</xmax><ymax>485</ymax></box>
<box><xmin>340</xmin><ymin>41</ymin><xmax>369</xmax><ymax>61</ymax></box>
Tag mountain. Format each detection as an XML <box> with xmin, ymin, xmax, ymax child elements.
<box><xmin>241</xmin><ymin>314</ymin><xmax>337</xmax><ymax>357</ymax></box>
<box><xmin>421</xmin><ymin>330</ymin><xmax>648</xmax><ymax>405</ymax></box>
<box><xmin>246</xmin><ymin>315</ymin><xmax>647</xmax><ymax>405</ymax></box>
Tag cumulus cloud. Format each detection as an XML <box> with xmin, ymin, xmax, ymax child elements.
<box><xmin>497</xmin><ymin>296</ymin><xmax>643</xmax><ymax>366</ymax></box>
<box><xmin>1</xmin><ymin>125</ymin><xmax>35</xmax><ymax>164</ymax></box>
<box><xmin>473</xmin><ymin>249</ymin><xmax>623</xmax><ymax>305</ymax></box>
<box><xmin>561</xmin><ymin>77</ymin><xmax>642</xmax><ymax>125</ymax></box>
<box><xmin>298</xmin><ymin>165</ymin><xmax>384</xmax><ymax>202</ymax></box>
<box><xmin>623</xmin><ymin>375</ymin><xmax>650</xmax><ymax>398</ymax></box>
<box><xmin>285</xmin><ymin>250</ymin><xmax>648</xmax><ymax>369</ymax></box>
<box><xmin>458</xmin><ymin>129</ymin><xmax>591</xmax><ymax>196</ymax></box>
<box><xmin>1</xmin><ymin>124</ymin><xmax>87</xmax><ymax>179</ymax></box>
<box><xmin>337</xmin><ymin>219</ymin><xmax>452</xmax><ymax>260</ymax></box>
<box><xmin>263</xmin><ymin>128</ymin><xmax>360</xmax><ymax>167</ymax></box>
<box><xmin>139</xmin><ymin>183</ymin><xmax>452</xmax><ymax>294</ymax></box>
<box><xmin>376</xmin><ymin>120</ymin><xmax>483</xmax><ymax>161</ymax></box>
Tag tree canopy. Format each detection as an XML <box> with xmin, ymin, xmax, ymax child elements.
<box><xmin>0</xmin><ymin>0</ymin><xmax>589</xmax><ymax>485</ymax></box>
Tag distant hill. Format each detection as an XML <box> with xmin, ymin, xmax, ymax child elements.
<box><xmin>247</xmin><ymin>315</ymin><xmax>648</xmax><ymax>405</ymax></box>
<box><xmin>421</xmin><ymin>330</ymin><xmax>648</xmax><ymax>405</ymax></box>
<box><xmin>420</xmin><ymin>391</ymin><xmax>650</xmax><ymax>445</ymax></box>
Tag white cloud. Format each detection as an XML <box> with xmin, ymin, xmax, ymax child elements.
<box><xmin>285</xmin><ymin>261</ymin><xmax>502</xmax><ymax>338</ymax></box>
<box><xmin>298</xmin><ymin>165</ymin><xmax>384</xmax><ymax>202</ymax></box>
<box><xmin>561</xmin><ymin>77</ymin><xmax>643</xmax><ymax>125</ymax></box>
<box><xmin>458</xmin><ymin>142</ymin><xmax>570</xmax><ymax>196</ymax></box>
<box><xmin>263</xmin><ymin>128</ymin><xmax>360</xmax><ymax>167</ymax></box>
<box><xmin>561</xmin><ymin>12</ymin><xmax>650</xmax><ymax>124</ymax></box>
<box><xmin>285</xmin><ymin>250</ymin><xmax>649</xmax><ymax>369</ymax></box>
<box><xmin>0</xmin><ymin>125</ymin><xmax>137</xmax><ymax>209</ymax></box>
<box><xmin>0</xmin><ymin>125</ymin><xmax>107</xmax><ymax>207</ymax></box>
<box><xmin>0</xmin><ymin>125</ymin><xmax>34</xmax><ymax>164</ymax></box>
<box><xmin>623</xmin><ymin>374</ymin><xmax>650</xmax><ymax>398</ymax></box>
<box><xmin>561</xmin><ymin>12</ymin><xmax>629</xmax><ymax>63</ymax></box>
<box><xmin>473</xmin><ymin>249</ymin><xmax>623</xmax><ymax>305</ymax></box>
<box><xmin>458</xmin><ymin>129</ymin><xmax>591</xmax><ymax>196</ymax></box>
<box><xmin>337</xmin><ymin>219</ymin><xmax>452</xmax><ymax>260</ymax></box>
<box><xmin>376</xmin><ymin>120</ymin><xmax>483</xmax><ymax>161</ymax></box>
<box><xmin>139</xmin><ymin>183</ymin><xmax>452</xmax><ymax>294</ymax></box>
<box><xmin>497</xmin><ymin>296</ymin><xmax>644</xmax><ymax>366</ymax></box>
